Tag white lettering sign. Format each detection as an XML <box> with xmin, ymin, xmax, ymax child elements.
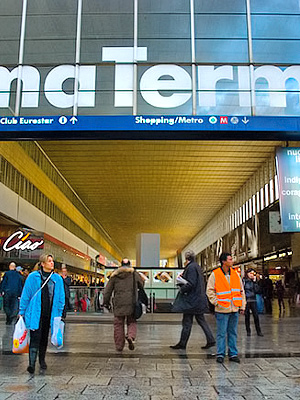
<box><xmin>2</xmin><ymin>231</ymin><xmax>44</xmax><ymax>252</ymax></box>
<box><xmin>0</xmin><ymin>47</ymin><xmax>299</xmax><ymax>110</ymax></box>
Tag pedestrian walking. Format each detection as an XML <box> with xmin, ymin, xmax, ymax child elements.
<box><xmin>243</xmin><ymin>268</ymin><xmax>263</xmax><ymax>337</ymax></box>
<box><xmin>207</xmin><ymin>252</ymin><xmax>246</xmax><ymax>364</ymax></box>
<box><xmin>170</xmin><ymin>250</ymin><xmax>215</xmax><ymax>350</ymax></box>
<box><xmin>0</xmin><ymin>262</ymin><xmax>23</xmax><ymax>325</ymax></box>
<box><xmin>275</xmin><ymin>280</ymin><xmax>285</xmax><ymax>313</ymax></box>
<box><xmin>60</xmin><ymin>265</ymin><xmax>72</xmax><ymax>318</ymax></box>
<box><xmin>19</xmin><ymin>254</ymin><xmax>65</xmax><ymax>374</ymax></box>
<box><xmin>103</xmin><ymin>258</ymin><xmax>144</xmax><ymax>352</ymax></box>
<box><xmin>263</xmin><ymin>274</ymin><xmax>274</xmax><ymax>314</ymax></box>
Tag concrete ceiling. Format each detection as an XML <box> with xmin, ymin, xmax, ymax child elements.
<box><xmin>38</xmin><ymin>140</ymin><xmax>284</xmax><ymax>260</ymax></box>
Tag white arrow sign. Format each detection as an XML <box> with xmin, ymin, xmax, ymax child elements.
<box><xmin>70</xmin><ymin>116</ymin><xmax>78</xmax><ymax>125</ymax></box>
<box><xmin>242</xmin><ymin>117</ymin><xmax>249</xmax><ymax>124</ymax></box>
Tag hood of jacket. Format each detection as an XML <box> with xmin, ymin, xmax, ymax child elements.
<box><xmin>111</xmin><ymin>267</ymin><xmax>135</xmax><ymax>279</ymax></box>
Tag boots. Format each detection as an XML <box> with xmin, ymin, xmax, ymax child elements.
<box><xmin>27</xmin><ymin>348</ymin><xmax>38</xmax><ymax>374</ymax></box>
<box><xmin>39</xmin><ymin>346</ymin><xmax>47</xmax><ymax>370</ymax></box>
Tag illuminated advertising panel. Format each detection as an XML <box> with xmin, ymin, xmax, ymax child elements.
<box><xmin>276</xmin><ymin>147</ymin><xmax>300</xmax><ymax>232</ymax></box>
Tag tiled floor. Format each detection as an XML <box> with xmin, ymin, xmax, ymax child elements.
<box><xmin>1</xmin><ymin>302</ymin><xmax>300</xmax><ymax>399</ymax></box>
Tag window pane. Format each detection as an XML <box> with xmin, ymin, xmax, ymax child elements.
<box><xmin>195</xmin><ymin>0</ymin><xmax>246</xmax><ymax>13</ymax></box>
<box><xmin>83</xmin><ymin>0</ymin><xmax>133</xmax><ymax>13</ymax></box>
<box><xmin>137</xmin><ymin>65</ymin><xmax>192</xmax><ymax>114</ymax></box>
<box><xmin>253</xmin><ymin>40</ymin><xmax>300</xmax><ymax>64</ymax></box>
<box><xmin>252</xmin><ymin>15</ymin><xmax>300</xmax><ymax>39</ymax></box>
<box><xmin>196</xmin><ymin>15</ymin><xmax>247</xmax><ymax>38</ymax></box>
<box><xmin>196</xmin><ymin>39</ymin><xmax>249</xmax><ymax>63</ymax></box>
<box><xmin>251</xmin><ymin>0</ymin><xmax>300</xmax><ymax>13</ymax></box>
<box><xmin>139</xmin><ymin>0</ymin><xmax>189</xmax><ymax>13</ymax></box>
<box><xmin>24</xmin><ymin>1</ymin><xmax>77</xmax><ymax>64</ymax></box>
<box><xmin>0</xmin><ymin>0</ymin><xmax>22</xmax><ymax>64</ymax></box>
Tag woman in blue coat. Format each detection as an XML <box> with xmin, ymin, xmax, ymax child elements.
<box><xmin>19</xmin><ymin>254</ymin><xmax>65</xmax><ymax>374</ymax></box>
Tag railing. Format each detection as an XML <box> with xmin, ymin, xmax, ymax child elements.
<box><xmin>69</xmin><ymin>286</ymin><xmax>179</xmax><ymax>313</ymax></box>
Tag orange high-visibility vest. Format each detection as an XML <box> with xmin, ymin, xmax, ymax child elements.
<box><xmin>214</xmin><ymin>267</ymin><xmax>243</xmax><ymax>308</ymax></box>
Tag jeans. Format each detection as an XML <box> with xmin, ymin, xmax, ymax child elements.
<box><xmin>215</xmin><ymin>312</ymin><xmax>239</xmax><ymax>358</ymax></box>
<box><xmin>179</xmin><ymin>313</ymin><xmax>215</xmax><ymax>347</ymax></box>
<box><xmin>3</xmin><ymin>293</ymin><xmax>19</xmax><ymax>324</ymax></box>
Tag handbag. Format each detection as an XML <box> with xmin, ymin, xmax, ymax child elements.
<box><xmin>132</xmin><ymin>272</ymin><xmax>148</xmax><ymax>320</ymax></box>
<box><xmin>12</xmin><ymin>316</ymin><xmax>29</xmax><ymax>354</ymax></box>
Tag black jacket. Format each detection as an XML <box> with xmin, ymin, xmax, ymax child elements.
<box><xmin>173</xmin><ymin>261</ymin><xmax>209</xmax><ymax>314</ymax></box>
<box><xmin>243</xmin><ymin>278</ymin><xmax>260</xmax><ymax>302</ymax></box>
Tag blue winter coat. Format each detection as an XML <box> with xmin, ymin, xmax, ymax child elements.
<box><xmin>19</xmin><ymin>271</ymin><xmax>65</xmax><ymax>331</ymax></box>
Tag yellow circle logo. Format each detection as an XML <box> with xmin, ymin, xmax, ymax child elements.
<box><xmin>13</xmin><ymin>339</ymin><xmax>19</xmax><ymax>348</ymax></box>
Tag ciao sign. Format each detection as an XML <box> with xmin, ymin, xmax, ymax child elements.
<box><xmin>2</xmin><ymin>231</ymin><xmax>44</xmax><ymax>252</ymax></box>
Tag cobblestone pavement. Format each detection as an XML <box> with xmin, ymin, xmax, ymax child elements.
<box><xmin>0</xmin><ymin>302</ymin><xmax>300</xmax><ymax>399</ymax></box>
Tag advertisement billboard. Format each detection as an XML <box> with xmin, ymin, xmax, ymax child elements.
<box><xmin>276</xmin><ymin>147</ymin><xmax>300</xmax><ymax>232</ymax></box>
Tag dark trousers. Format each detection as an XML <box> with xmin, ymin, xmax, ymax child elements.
<box><xmin>278</xmin><ymin>296</ymin><xmax>285</xmax><ymax>312</ymax></box>
<box><xmin>264</xmin><ymin>297</ymin><xmax>272</xmax><ymax>314</ymax></box>
<box><xmin>30</xmin><ymin>314</ymin><xmax>51</xmax><ymax>362</ymax></box>
<box><xmin>3</xmin><ymin>293</ymin><xmax>19</xmax><ymax>324</ymax></box>
<box><xmin>245</xmin><ymin>301</ymin><xmax>262</xmax><ymax>334</ymax></box>
<box><xmin>179</xmin><ymin>313</ymin><xmax>215</xmax><ymax>347</ymax></box>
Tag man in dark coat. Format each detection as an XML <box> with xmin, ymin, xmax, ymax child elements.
<box><xmin>170</xmin><ymin>250</ymin><xmax>215</xmax><ymax>350</ymax></box>
<box><xmin>0</xmin><ymin>262</ymin><xmax>23</xmax><ymax>325</ymax></box>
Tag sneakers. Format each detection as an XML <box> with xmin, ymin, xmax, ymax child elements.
<box><xmin>247</xmin><ymin>331</ymin><xmax>251</xmax><ymax>337</ymax></box>
<box><xmin>170</xmin><ymin>343</ymin><xmax>186</xmax><ymax>350</ymax></box>
<box><xmin>201</xmin><ymin>342</ymin><xmax>216</xmax><ymax>349</ymax></box>
<box><xmin>229</xmin><ymin>356</ymin><xmax>241</xmax><ymax>363</ymax></box>
<box><xmin>126</xmin><ymin>337</ymin><xmax>135</xmax><ymax>351</ymax></box>
<box><xmin>257</xmin><ymin>332</ymin><xmax>264</xmax><ymax>337</ymax></box>
<box><xmin>216</xmin><ymin>356</ymin><xmax>224</xmax><ymax>364</ymax></box>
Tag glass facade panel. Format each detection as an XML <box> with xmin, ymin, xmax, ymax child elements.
<box><xmin>138</xmin><ymin>39</ymin><xmax>191</xmax><ymax>63</ymax></box>
<box><xmin>195</xmin><ymin>0</ymin><xmax>246</xmax><ymax>13</ymax></box>
<box><xmin>0</xmin><ymin>4</ymin><xmax>22</xmax><ymax>65</ymax></box>
<box><xmin>253</xmin><ymin>40</ymin><xmax>300</xmax><ymax>64</ymax></box>
<box><xmin>195</xmin><ymin>15</ymin><xmax>247</xmax><ymax>38</ymax></box>
<box><xmin>196</xmin><ymin>91</ymin><xmax>251</xmax><ymax>116</ymax></box>
<box><xmin>24</xmin><ymin>39</ymin><xmax>76</xmax><ymax>65</ymax></box>
<box><xmin>252</xmin><ymin>15</ymin><xmax>300</xmax><ymax>39</ymax></box>
<box><xmin>24</xmin><ymin>13</ymin><xmax>77</xmax><ymax>64</ymax></box>
<box><xmin>82</xmin><ymin>0</ymin><xmax>134</xmax><ymax>14</ymax></box>
<box><xmin>137</xmin><ymin>65</ymin><xmax>192</xmax><ymax>114</ymax></box>
<box><xmin>139</xmin><ymin>0</ymin><xmax>189</xmax><ymax>13</ymax></box>
<box><xmin>195</xmin><ymin>40</ymin><xmax>248</xmax><ymax>63</ymax></box>
<box><xmin>251</xmin><ymin>0</ymin><xmax>300</xmax><ymax>14</ymax></box>
<box><xmin>82</xmin><ymin>15</ymin><xmax>134</xmax><ymax>39</ymax></box>
<box><xmin>137</xmin><ymin>91</ymin><xmax>193</xmax><ymax>115</ymax></box>
<box><xmin>27</xmin><ymin>0</ymin><xmax>78</xmax><ymax>14</ymax></box>
<box><xmin>1</xmin><ymin>0</ymin><xmax>300</xmax><ymax>117</ymax></box>
<box><xmin>139</xmin><ymin>14</ymin><xmax>190</xmax><ymax>39</ymax></box>
<box><xmin>81</xmin><ymin>39</ymin><xmax>134</xmax><ymax>64</ymax></box>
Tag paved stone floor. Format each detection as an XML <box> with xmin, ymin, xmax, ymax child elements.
<box><xmin>1</xmin><ymin>301</ymin><xmax>300</xmax><ymax>399</ymax></box>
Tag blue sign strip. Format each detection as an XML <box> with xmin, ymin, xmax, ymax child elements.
<box><xmin>1</xmin><ymin>115</ymin><xmax>300</xmax><ymax>132</ymax></box>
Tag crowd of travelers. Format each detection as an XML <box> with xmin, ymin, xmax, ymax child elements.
<box><xmin>0</xmin><ymin>252</ymin><xmax>299</xmax><ymax>374</ymax></box>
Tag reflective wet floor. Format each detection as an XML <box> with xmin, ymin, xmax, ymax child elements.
<box><xmin>1</xmin><ymin>302</ymin><xmax>300</xmax><ymax>399</ymax></box>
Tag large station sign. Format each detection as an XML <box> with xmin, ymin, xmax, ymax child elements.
<box><xmin>1</xmin><ymin>115</ymin><xmax>300</xmax><ymax>141</ymax></box>
<box><xmin>276</xmin><ymin>148</ymin><xmax>300</xmax><ymax>232</ymax></box>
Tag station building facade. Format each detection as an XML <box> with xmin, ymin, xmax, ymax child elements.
<box><xmin>0</xmin><ymin>0</ymin><xmax>300</xmax><ymax>280</ymax></box>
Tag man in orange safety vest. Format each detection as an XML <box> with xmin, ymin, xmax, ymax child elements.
<box><xmin>207</xmin><ymin>252</ymin><xmax>246</xmax><ymax>364</ymax></box>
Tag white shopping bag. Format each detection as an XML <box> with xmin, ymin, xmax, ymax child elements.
<box><xmin>51</xmin><ymin>317</ymin><xmax>65</xmax><ymax>349</ymax></box>
<box><xmin>12</xmin><ymin>316</ymin><xmax>29</xmax><ymax>354</ymax></box>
